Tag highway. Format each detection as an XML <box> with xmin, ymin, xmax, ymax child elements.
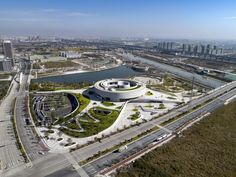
<box><xmin>68</xmin><ymin>81</ymin><xmax>236</xmax><ymax>165</ymax></box>
<box><xmin>82</xmin><ymin>86</ymin><xmax>236</xmax><ymax>176</ymax></box>
<box><xmin>2</xmin><ymin>60</ymin><xmax>236</xmax><ymax>177</ymax></box>
<box><xmin>3</xmin><ymin>80</ymin><xmax>235</xmax><ymax>177</ymax></box>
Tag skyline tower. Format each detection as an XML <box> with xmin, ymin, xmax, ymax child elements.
<box><xmin>3</xmin><ymin>40</ymin><xmax>14</xmax><ymax>59</ymax></box>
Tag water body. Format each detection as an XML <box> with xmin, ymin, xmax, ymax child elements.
<box><xmin>122</xmin><ymin>53</ymin><xmax>226</xmax><ymax>88</ymax></box>
<box><xmin>224</xmin><ymin>73</ymin><xmax>236</xmax><ymax>81</ymax></box>
<box><xmin>32</xmin><ymin>65</ymin><xmax>139</xmax><ymax>84</ymax></box>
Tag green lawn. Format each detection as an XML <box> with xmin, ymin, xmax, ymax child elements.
<box><xmin>79</xmin><ymin>113</ymin><xmax>96</xmax><ymax>123</ymax></box>
<box><xmin>61</xmin><ymin>106</ymin><xmax>119</xmax><ymax>138</ymax></box>
<box><xmin>39</xmin><ymin>61</ymin><xmax>80</xmax><ymax>68</ymax></box>
<box><xmin>0</xmin><ymin>73</ymin><xmax>11</xmax><ymax>79</ymax></box>
<box><xmin>101</xmin><ymin>101</ymin><xmax>115</xmax><ymax>107</ymax></box>
<box><xmin>76</xmin><ymin>94</ymin><xmax>90</xmax><ymax>113</ymax></box>
<box><xmin>146</xmin><ymin>91</ymin><xmax>153</xmax><ymax>96</ymax></box>
<box><xmin>129</xmin><ymin>111</ymin><xmax>140</xmax><ymax>121</ymax></box>
<box><xmin>158</xmin><ymin>103</ymin><xmax>166</xmax><ymax>109</ymax></box>
<box><xmin>30</xmin><ymin>82</ymin><xmax>91</xmax><ymax>91</ymax></box>
<box><xmin>144</xmin><ymin>104</ymin><xmax>154</xmax><ymax>108</ymax></box>
<box><xmin>52</xmin><ymin>93</ymin><xmax>90</xmax><ymax>125</ymax></box>
<box><xmin>167</xmin><ymin>96</ymin><xmax>176</xmax><ymax>100</ymax></box>
<box><xmin>132</xmin><ymin>107</ymin><xmax>139</xmax><ymax>112</ymax></box>
<box><xmin>163</xmin><ymin>76</ymin><xmax>174</xmax><ymax>87</ymax></box>
<box><xmin>67</xmin><ymin>121</ymin><xmax>81</xmax><ymax>130</ymax></box>
<box><xmin>117</xmin><ymin>101</ymin><xmax>236</xmax><ymax>177</ymax></box>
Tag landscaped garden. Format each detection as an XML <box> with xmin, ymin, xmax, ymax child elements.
<box><xmin>129</xmin><ymin>111</ymin><xmax>141</xmax><ymax>121</ymax></box>
<box><xmin>61</xmin><ymin>106</ymin><xmax>120</xmax><ymax>138</ymax></box>
<box><xmin>101</xmin><ymin>101</ymin><xmax>116</xmax><ymax>107</ymax></box>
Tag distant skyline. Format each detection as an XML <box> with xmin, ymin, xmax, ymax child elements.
<box><xmin>0</xmin><ymin>0</ymin><xmax>236</xmax><ymax>40</ymax></box>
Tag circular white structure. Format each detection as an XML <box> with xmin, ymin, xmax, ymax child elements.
<box><xmin>93</xmin><ymin>78</ymin><xmax>146</xmax><ymax>101</ymax></box>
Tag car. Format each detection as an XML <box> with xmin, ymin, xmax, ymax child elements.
<box><xmin>162</xmin><ymin>134</ymin><xmax>167</xmax><ymax>138</ymax></box>
<box><xmin>25</xmin><ymin>118</ymin><xmax>30</xmax><ymax>125</ymax></box>
<box><xmin>38</xmin><ymin>151</ymin><xmax>45</xmax><ymax>155</ymax></box>
<box><xmin>118</xmin><ymin>145</ymin><xmax>128</xmax><ymax>152</ymax></box>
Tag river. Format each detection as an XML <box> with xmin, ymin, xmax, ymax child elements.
<box><xmin>121</xmin><ymin>53</ymin><xmax>226</xmax><ymax>88</ymax></box>
<box><xmin>33</xmin><ymin>54</ymin><xmax>226</xmax><ymax>88</ymax></box>
<box><xmin>32</xmin><ymin>65</ymin><xmax>140</xmax><ymax>84</ymax></box>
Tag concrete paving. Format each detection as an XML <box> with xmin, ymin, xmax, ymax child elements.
<box><xmin>0</xmin><ymin>77</ymin><xmax>25</xmax><ymax>172</ymax></box>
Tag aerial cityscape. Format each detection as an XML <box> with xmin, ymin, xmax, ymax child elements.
<box><xmin>0</xmin><ymin>1</ymin><xmax>236</xmax><ymax>177</ymax></box>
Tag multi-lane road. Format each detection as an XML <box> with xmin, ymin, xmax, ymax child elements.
<box><xmin>15</xmin><ymin>71</ymin><xmax>48</xmax><ymax>161</ymax></box>
<box><xmin>1</xmin><ymin>59</ymin><xmax>236</xmax><ymax>177</ymax></box>
<box><xmin>0</xmin><ymin>76</ymin><xmax>25</xmax><ymax>171</ymax></box>
<box><xmin>3</xmin><ymin>79</ymin><xmax>236</xmax><ymax>177</ymax></box>
<box><xmin>0</xmin><ymin>60</ymin><xmax>49</xmax><ymax>175</ymax></box>
<box><xmin>83</xmin><ymin>87</ymin><xmax>236</xmax><ymax>176</ymax></box>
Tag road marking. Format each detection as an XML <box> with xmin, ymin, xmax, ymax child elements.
<box><xmin>149</xmin><ymin>122</ymin><xmax>172</xmax><ymax>133</ymax></box>
<box><xmin>85</xmin><ymin>163</ymin><xmax>97</xmax><ymax>174</ymax></box>
<box><xmin>64</xmin><ymin>153</ymin><xmax>90</xmax><ymax>177</ymax></box>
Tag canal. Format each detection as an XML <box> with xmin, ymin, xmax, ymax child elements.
<box><xmin>122</xmin><ymin>53</ymin><xmax>226</xmax><ymax>88</ymax></box>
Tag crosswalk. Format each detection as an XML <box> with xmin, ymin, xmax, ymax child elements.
<box><xmin>64</xmin><ymin>153</ymin><xmax>90</xmax><ymax>177</ymax></box>
<box><xmin>84</xmin><ymin>163</ymin><xmax>98</xmax><ymax>176</ymax></box>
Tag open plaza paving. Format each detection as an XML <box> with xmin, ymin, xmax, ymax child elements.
<box><xmin>30</xmin><ymin>77</ymin><xmax>197</xmax><ymax>152</ymax></box>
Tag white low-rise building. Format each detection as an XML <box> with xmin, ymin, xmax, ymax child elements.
<box><xmin>93</xmin><ymin>78</ymin><xmax>146</xmax><ymax>102</ymax></box>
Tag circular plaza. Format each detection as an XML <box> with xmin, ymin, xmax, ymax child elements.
<box><xmin>93</xmin><ymin>78</ymin><xmax>146</xmax><ymax>101</ymax></box>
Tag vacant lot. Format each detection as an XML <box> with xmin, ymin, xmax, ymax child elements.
<box><xmin>117</xmin><ymin>101</ymin><xmax>236</xmax><ymax>177</ymax></box>
<box><xmin>33</xmin><ymin>60</ymin><xmax>79</xmax><ymax>69</ymax></box>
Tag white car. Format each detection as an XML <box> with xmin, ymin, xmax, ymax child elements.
<box><xmin>38</xmin><ymin>151</ymin><xmax>45</xmax><ymax>155</ymax></box>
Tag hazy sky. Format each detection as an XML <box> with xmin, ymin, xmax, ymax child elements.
<box><xmin>0</xmin><ymin>0</ymin><xmax>236</xmax><ymax>39</ymax></box>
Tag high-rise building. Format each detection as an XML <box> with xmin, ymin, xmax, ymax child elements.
<box><xmin>193</xmin><ymin>45</ymin><xmax>198</xmax><ymax>55</ymax></box>
<box><xmin>163</xmin><ymin>42</ymin><xmax>166</xmax><ymax>50</ymax></box>
<box><xmin>219</xmin><ymin>48</ymin><xmax>223</xmax><ymax>55</ymax></box>
<box><xmin>3</xmin><ymin>40</ymin><xmax>14</xmax><ymax>59</ymax></box>
<box><xmin>187</xmin><ymin>44</ymin><xmax>192</xmax><ymax>54</ymax></box>
<box><xmin>170</xmin><ymin>42</ymin><xmax>174</xmax><ymax>50</ymax></box>
<box><xmin>200</xmin><ymin>45</ymin><xmax>205</xmax><ymax>55</ymax></box>
<box><xmin>182</xmin><ymin>44</ymin><xmax>187</xmax><ymax>54</ymax></box>
<box><xmin>167</xmin><ymin>42</ymin><xmax>170</xmax><ymax>50</ymax></box>
<box><xmin>212</xmin><ymin>45</ymin><xmax>217</xmax><ymax>55</ymax></box>
<box><xmin>206</xmin><ymin>44</ymin><xmax>211</xmax><ymax>55</ymax></box>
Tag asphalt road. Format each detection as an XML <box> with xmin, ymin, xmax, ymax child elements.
<box><xmin>8</xmin><ymin>80</ymin><xmax>235</xmax><ymax>177</ymax></box>
<box><xmin>82</xmin><ymin>86</ymin><xmax>236</xmax><ymax>176</ymax></box>
<box><xmin>2</xmin><ymin>65</ymin><xmax>236</xmax><ymax>177</ymax></box>
<box><xmin>0</xmin><ymin>78</ymin><xmax>25</xmax><ymax>171</ymax></box>
<box><xmin>15</xmin><ymin>72</ymin><xmax>48</xmax><ymax>161</ymax></box>
<box><xmin>69</xmin><ymin>81</ymin><xmax>236</xmax><ymax>165</ymax></box>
